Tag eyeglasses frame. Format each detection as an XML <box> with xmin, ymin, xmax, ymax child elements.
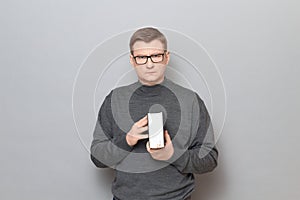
<box><xmin>132</xmin><ymin>50</ymin><xmax>167</xmax><ymax>65</ymax></box>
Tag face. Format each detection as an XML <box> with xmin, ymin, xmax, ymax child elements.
<box><xmin>130</xmin><ymin>39</ymin><xmax>170</xmax><ymax>86</ymax></box>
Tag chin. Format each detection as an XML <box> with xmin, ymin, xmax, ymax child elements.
<box><xmin>139</xmin><ymin>74</ymin><xmax>163</xmax><ymax>84</ymax></box>
<box><xmin>144</xmin><ymin>78</ymin><xmax>162</xmax><ymax>85</ymax></box>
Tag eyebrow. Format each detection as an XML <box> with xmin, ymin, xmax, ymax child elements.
<box><xmin>133</xmin><ymin>52</ymin><xmax>165</xmax><ymax>57</ymax></box>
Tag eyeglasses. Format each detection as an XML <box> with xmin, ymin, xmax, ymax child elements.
<box><xmin>133</xmin><ymin>52</ymin><xmax>166</xmax><ymax>65</ymax></box>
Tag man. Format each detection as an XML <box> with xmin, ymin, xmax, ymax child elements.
<box><xmin>90</xmin><ymin>27</ymin><xmax>218</xmax><ymax>200</ymax></box>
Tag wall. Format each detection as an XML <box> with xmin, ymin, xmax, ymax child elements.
<box><xmin>1</xmin><ymin>0</ymin><xmax>299</xmax><ymax>199</ymax></box>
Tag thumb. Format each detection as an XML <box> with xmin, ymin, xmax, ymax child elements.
<box><xmin>164</xmin><ymin>130</ymin><xmax>171</xmax><ymax>143</ymax></box>
<box><xmin>146</xmin><ymin>141</ymin><xmax>151</xmax><ymax>152</ymax></box>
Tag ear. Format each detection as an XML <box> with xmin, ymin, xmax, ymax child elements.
<box><xmin>130</xmin><ymin>54</ymin><xmax>136</xmax><ymax>67</ymax></box>
<box><xmin>165</xmin><ymin>51</ymin><xmax>170</xmax><ymax>65</ymax></box>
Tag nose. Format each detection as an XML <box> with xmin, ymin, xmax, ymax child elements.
<box><xmin>146</xmin><ymin>57</ymin><xmax>154</xmax><ymax>68</ymax></box>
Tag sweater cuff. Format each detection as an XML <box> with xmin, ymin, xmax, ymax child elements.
<box><xmin>167</xmin><ymin>149</ymin><xmax>189</xmax><ymax>172</ymax></box>
<box><xmin>114</xmin><ymin>133</ymin><xmax>134</xmax><ymax>152</ymax></box>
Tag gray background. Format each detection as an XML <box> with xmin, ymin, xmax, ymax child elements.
<box><xmin>1</xmin><ymin>0</ymin><xmax>299</xmax><ymax>200</ymax></box>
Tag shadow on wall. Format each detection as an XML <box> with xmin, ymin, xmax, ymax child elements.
<box><xmin>192</xmin><ymin>141</ymin><xmax>227</xmax><ymax>200</ymax></box>
<box><xmin>193</xmin><ymin>168</ymin><xmax>226</xmax><ymax>199</ymax></box>
<box><xmin>95</xmin><ymin>168</ymin><xmax>115</xmax><ymax>185</ymax></box>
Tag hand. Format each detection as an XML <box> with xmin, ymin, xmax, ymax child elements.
<box><xmin>146</xmin><ymin>130</ymin><xmax>174</xmax><ymax>161</ymax></box>
<box><xmin>126</xmin><ymin>115</ymin><xmax>149</xmax><ymax>147</ymax></box>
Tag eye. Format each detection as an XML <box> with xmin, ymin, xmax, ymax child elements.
<box><xmin>152</xmin><ymin>54</ymin><xmax>161</xmax><ymax>58</ymax></box>
<box><xmin>136</xmin><ymin>56</ymin><xmax>147</xmax><ymax>59</ymax></box>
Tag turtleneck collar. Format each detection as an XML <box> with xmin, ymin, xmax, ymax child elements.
<box><xmin>136</xmin><ymin>77</ymin><xmax>168</xmax><ymax>87</ymax></box>
<box><xmin>134</xmin><ymin>77</ymin><xmax>169</xmax><ymax>96</ymax></box>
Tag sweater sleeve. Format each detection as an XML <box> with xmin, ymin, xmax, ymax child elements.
<box><xmin>170</xmin><ymin>93</ymin><xmax>218</xmax><ymax>174</ymax></box>
<box><xmin>90</xmin><ymin>91</ymin><xmax>133</xmax><ymax>168</ymax></box>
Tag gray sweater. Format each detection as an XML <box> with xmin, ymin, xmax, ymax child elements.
<box><xmin>90</xmin><ymin>77</ymin><xmax>218</xmax><ymax>200</ymax></box>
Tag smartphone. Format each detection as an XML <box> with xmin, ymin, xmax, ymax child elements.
<box><xmin>148</xmin><ymin>112</ymin><xmax>164</xmax><ymax>149</ymax></box>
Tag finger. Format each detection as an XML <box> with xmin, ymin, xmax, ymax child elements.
<box><xmin>138</xmin><ymin>133</ymin><xmax>149</xmax><ymax>140</ymax></box>
<box><xmin>138</xmin><ymin>116</ymin><xmax>148</xmax><ymax>126</ymax></box>
<box><xmin>137</xmin><ymin>126</ymin><xmax>148</xmax><ymax>134</ymax></box>
<box><xmin>139</xmin><ymin>115</ymin><xmax>148</xmax><ymax>122</ymax></box>
<box><xmin>139</xmin><ymin>119</ymin><xmax>148</xmax><ymax>127</ymax></box>
<box><xmin>136</xmin><ymin>115</ymin><xmax>148</xmax><ymax>127</ymax></box>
